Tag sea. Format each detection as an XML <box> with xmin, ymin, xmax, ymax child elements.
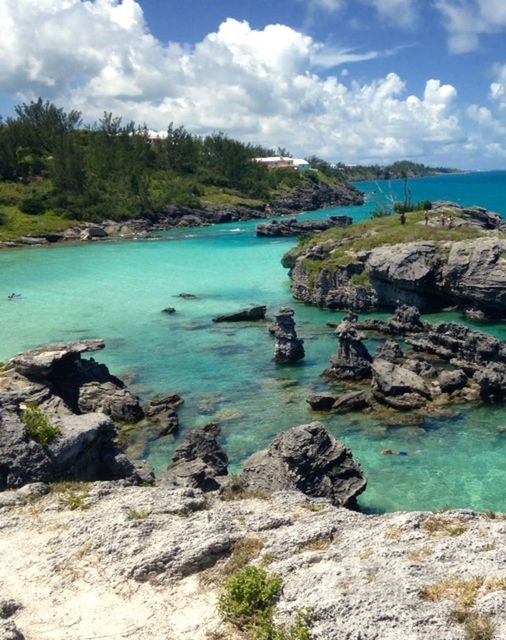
<box><xmin>2</xmin><ymin>170</ymin><xmax>506</xmax><ymax>513</ymax></box>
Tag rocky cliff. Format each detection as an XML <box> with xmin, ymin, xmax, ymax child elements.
<box><xmin>284</xmin><ymin>203</ymin><xmax>506</xmax><ymax>317</ymax></box>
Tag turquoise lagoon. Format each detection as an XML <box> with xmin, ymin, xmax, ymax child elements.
<box><xmin>1</xmin><ymin>172</ymin><xmax>506</xmax><ymax>513</ymax></box>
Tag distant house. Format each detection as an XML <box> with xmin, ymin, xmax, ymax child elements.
<box><xmin>254</xmin><ymin>156</ymin><xmax>312</xmax><ymax>172</ymax></box>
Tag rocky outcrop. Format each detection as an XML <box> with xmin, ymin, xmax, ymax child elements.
<box><xmin>241</xmin><ymin>422</ymin><xmax>367</xmax><ymax>509</ymax></box>
<box><xmin>286</xmin><ymin>205</ymin><xmax>506</xmax><ymax>316</ymax></box>
<box><xmin>0</xmin><ymin>341</ymin><xmax>155</xmax><ymax>489</ymax></box>
<box><xmin>143</xmin><ymin>394</ymin><xmax>184</xmax><ymax>437</ymax></box>
<box><xmin>213</xmin><ymin>305</ymin><xmax>267</xmax><ymax>322</ymax></box>
<box><xmin>0</xmin><ymin>408</ymin><xmax>147</xmax><ymax>490</ymax></box>
<box><xmin>163</xmin><ymin>425</ymin><xmax>228</xmax><ymax>491</ymax></box>
<box><xmin>356</xmin><ymin>304</ymin><xmax>426</xmax><ymax>335</ymax></box>
<box><xmin>272</xmin><ymin>308</ymin><xmax>305</xmax><ymax>363</ymax></box>
<box><xmin>323</xmin><ymin>320</ymin><xmax>372</xmax><ymax>381</ymax></box>
<box><xmin>371</xmin><ymin>359</ymin><xmax>431</xmax><ymax>410</ymax></box>
<box><xmin>256</xmin><ymin>215</ymin><xmax>352</xmax><ymax>237</ymax></box>
<box><xmin>0</xmin><ymin>484</ymin><xmax>505</xmax><ymax>640</ymax></box>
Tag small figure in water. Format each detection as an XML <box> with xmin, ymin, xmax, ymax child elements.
<box><xmin>7</xmin><ymin>293</ymin><xmax>21</xmax><ymax>300</ymax></box>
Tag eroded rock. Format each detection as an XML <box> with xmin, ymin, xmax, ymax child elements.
<box><xmin>272</xmin><ymin>308</ymin><xmax>305</xmax><ymax>364</ymax></box>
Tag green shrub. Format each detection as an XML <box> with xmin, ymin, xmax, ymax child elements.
<box><xmin>218</xmin><ymin>566</ymin><xmax>312</xmax><ymax>639</ymax></box>
<box><xmin>19</xmin><ymin>193</ymin><xmax>47</xmax><ymax>215</ymax></box>
<box><xmin>22</xmin><ymin>403</ymin><xmax>61</xmax><ymax>446</ymax></box>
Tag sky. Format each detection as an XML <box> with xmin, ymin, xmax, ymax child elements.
<box><xmin>1</xmin><ymin>1</ymin><xmax>506</xmax><ymax>169</ymax></box>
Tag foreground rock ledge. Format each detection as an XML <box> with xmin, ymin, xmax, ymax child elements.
<box><xmin>0</xmin><ymin>484</ymin><xmax>504</xmax><ymax>640</ymax></box>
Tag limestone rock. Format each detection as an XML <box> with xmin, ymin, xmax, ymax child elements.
<box><xmin>438</xmin><ymin>369</ymin><xmax>467</xmax><ymax>394</ymax></box>
<box><xmin>324</xmin><ymin>320</ymin><xmax>372</xmax><ymax>381</ymax></box>
<box><xmin>143</xmin><ymin>393</ymin><xmax>183</xmax><ymax>436</ymax></box>
<box><xmin>332</xmin><ymin>390</ymin><xmax>371</xmax><ymax>413</ymax></box>
<box><xmin>163</xmin><ymin>426</ymin><xmax>228</xmax><ymax>491</ymax></box>
<box><xmin>213</xmin><ymin>305</ymin><xmax>267</xmax><ymax>322</ymax></box>
<box><xmin>241</xmin><ymin>422</ymin><xmax>367</xmax><ymax>508</ymax></box>
<box><xmin>272</xmin><ymin>308</ymin><xmax>305</xmax><ymax>363</ymax></box>
<box><xmin>306</xmin><ymin>393</ymin><xmax>338</xmax><ymax>411</ymax></box>
<box><xmin>372</xmin><ymin>358</ymin><xmax>430</xmax><ymax>410</ymax></box>
<box><xmin>78</xmin><ymin>382</ymin><xmax>144</xmax><ymax>423</ymax></box>
<box><xmin>256</xmin><ymin>215</ymin><xmax>352</xmax><ymax>237</ymax></box>
<box><xmin>7</xmin><ymin>340</ymin><xmax>105</xmax><ymax>378</ymax></box>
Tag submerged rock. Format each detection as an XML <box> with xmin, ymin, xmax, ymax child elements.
<box><xmin>212</xmin><ymin>305</ymin><xmax>267</xmax><ymax>322</ymax></box>
<box><xmin>306</xmin><ymin>393</ymin><xmax>338</xmax><ymax>411</ymax></box>
<box><xmin>272</xmin><ymin>308</ymin><xmax>305</xmax><ymax>363</ymax></box>
<box><xmin>241</xmin><ymin>422</ymin><xmax>367</xmax><ymax>508</ymax></box>
<box><xmin>143</xmin><ymin>393</ymin><xmax>184</xmax><ymax>437</ymax></box>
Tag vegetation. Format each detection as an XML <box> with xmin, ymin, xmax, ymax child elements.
<box><xmin>0</xmin><ymin>98</ymin><xmax>354</xmax><ymax>241</ymax></box>
<box><xmin>307</xmin><ymin>157</ymin><xmax>458</xmax><ymax>182</ymax></box>
<box><xmin>218</xmin><ymin>565</ymin><xmax>311</xmax><ymax>640</ymax></box>
<box><xmin>22</xmin><ymin>402</ymin><xmax>61</xmax><ymax>446</ymax></box>
<box><xmin>420</xmin><ymin>577</ymin><xmax>506</xmax><ymax>640</ymax></box>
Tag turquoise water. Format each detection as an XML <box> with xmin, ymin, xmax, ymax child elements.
<box><xmin>1</xmin><ymin>172</ymin><xmax>506</xmax><ymax>513</ymax></box>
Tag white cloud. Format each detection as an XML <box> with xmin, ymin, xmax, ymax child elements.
<box><xmin>362</xmin><ymin>0</ymin><xmax>419</xmax><ymax>29</ymax></box>
<box><xmin>434</xmin><ymin>0</ymin><xmax>506</xmax><ymax>53</ymax></box>
<box><xmin>0</xmin><ymin>0</ymin><xmax>471</xmax><ymax>165</ymax></box>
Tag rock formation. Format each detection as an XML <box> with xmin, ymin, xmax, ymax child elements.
<box><xmin>371</xmin><ymin>359</ymin><xmax>431</xmax><ymax>410</ymax></box>
<box><xmin>213</xmin><ymin>305</ymin><xmax>267</xmax><ymax>322</ymax></box>
<box><xmin>323</xmin><ymin>319</ymin><xmax>372</xmax><ymax>380</ymax></box>
<box><xmin>143</xmin><ymin>393</ymin><xmax>184</xmax><ymax>436</ymax></box>
<box><xmin>285</xmin><ymin>204</ymin><xmax>506</xmax><ymax>316</ymax></box>
<box><xmin>241</xmin><ymin>422</ymin><xmax>367</xmax><ymax>508</ymax></box>
<box><xmin>256</xmin><ymin>215</ymin><xmax>352</xmax><ymax>237</ymax></box>
<box><xmin>272</xmin><ymin>308</ymin><xmax>305</xmax><ymax>363</ymax></box>
<box><xmin>0</xmin><ymin>341</ymin><xmax>156</xmax><ymax>488</ymax></box>
<box><xmin>163</xmin><ymin>424</ymin><xmax>228</xmax><ymax>491</ymax></box>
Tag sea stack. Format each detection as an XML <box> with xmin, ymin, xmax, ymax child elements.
<box><xmin>324</xmin><ymin>318</ymin><xmax>373</xmax><ymax>380</ymax></box>
<box><xmin>273</xmin><ymin>308</ymin><xmax>305</xmax><ymax>363</ymax></box>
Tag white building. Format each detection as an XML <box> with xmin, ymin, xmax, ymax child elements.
<box><xmin>254</xmin><ymin>156</ymin><xmax>311</xmax><ymax>171</ymax></box>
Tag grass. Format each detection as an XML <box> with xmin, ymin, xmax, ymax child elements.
<box><xmin>200</xmin><ymin>186</ymin><xmax>264</xmax><ymax>208</ymax></box>
<box><xmin>127</xmin><ymin>508</ymin><xmax>152</xmax><ymax>520</ymax></box>
<box><xmin>63</xmin><ymin>492</ymin><xmax>91</xmax><ymax>511</ymax></box>
<box><xmin>296</xmin><ymin>533</ymin><xmax>336</xmax><ymax>553</ymax></box>
<box><xmin>288</xmin><ymin>208</ymin><xmax>484</xmax><ymax>278</ymax></box>
<box><xmin>203</xmin><ymin>538</ymin><xmax>265</xmax><ymax>585</ymax></box>
<box><xmin>422</xmin><ymin>514</ymin><xmax>468</xmax><ymax>537</ymax></box>
<box><xmin>421</xmin><ymin>577</ymin><xmax>506</xmax><ymax>640</ymax></box>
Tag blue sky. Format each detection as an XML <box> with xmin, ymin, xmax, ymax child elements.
<box><xmin>2</xmin><ymin>0</ymin><xmax>506</xmax><ymax>168</ymax></box>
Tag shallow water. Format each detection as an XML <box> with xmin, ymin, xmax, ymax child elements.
<box><xmin>1</xmin><ymin>172</ymin><xmax>506</xmax><ymax>513</ymax></box>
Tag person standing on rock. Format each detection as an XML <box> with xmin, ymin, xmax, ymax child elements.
<box><xmin>440</xmin><ymin>213</ymin><xmax>446</xmax><ymax>226</ymax></box>
<box><xmin>424</xmin><ymin>210</ymin><xmax>430</xmax><ymax>225</ymax></box>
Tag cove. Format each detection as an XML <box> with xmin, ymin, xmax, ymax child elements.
<box><xmin>1</xmin><ymin>171</ymin><xmax>506</xmax><ymax>513</ymax></box>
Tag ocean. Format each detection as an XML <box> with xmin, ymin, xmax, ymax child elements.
<box><xmin>1</xmin><ymin>171</ymin><xmax>506</xmax><ymax>513</ymax></box>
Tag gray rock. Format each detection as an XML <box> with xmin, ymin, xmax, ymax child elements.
<box><xmin>78</xmin><ymin>382</ymin><xmax>144</xmax><ymax>423</ymax></box>
<box><xmin>256</xmin><ymin>215</ymin><xmax>352</xmax><ymax>237</ymax></box>
<box><xmin>272</xmin><ymin>308</ymin><xmax>305</xmax><ymax>363</ymax></box>
<box><xmin>213</xmin><ymin>305</ymin><xmax>267</xmax><ymax>322</ymax></box>
<box><xmin>241</xmin><ymin>422</ymin><xmax>367</xmax><ymax>508</ymax></box>
<box><xmin>163</xmin><ymin>426</ymin><xmax>228</xmax><ymax>491</ymax></box>
<box><xmin>306</xmin><ymin>393</ymin><xmax>338</xmax><ymax>411</ymax></box>
<box><xmin>7</xmin><ymin>340</ymin><xmax>105</xmax><ymax>378</ymax></box>
<box><xmin>438</xmin><ymin>369</ymin><xmax>468</xmax><ymax>394</ymax></box>
<box><xmin>372</xmin><ymin>358</ymin><xmax>430</xmax><ymax>410</ymax></box>
<box><xmin>332</xmin><ymin>390</ymin><xmax>371</xmax><ymax>413</ymax></box>
<box><xmin>375</xmin><ymin>339</ymin><xmax>404</xmax><ymax>363</ymax></box>
<box><xmin>0</xmin><ymin>600</ymin><xmax>21</xmax><ymax>620</ymax></box>
<box><xmin>324</xmin><ymin>320</ymin><xmax>372</xmax><ymax>380</ymax></box>
<box><xmin>0</xmin><ymin>621</ymin><xmax>24</xmax><ymax>640</ymax></box>
<box><xmin>143</xmin><ymin>393</ymin><xmax>183</xmax><ymax>436</ymax></box>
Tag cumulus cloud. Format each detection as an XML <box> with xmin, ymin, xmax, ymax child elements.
<box><xmin>0</xmin><ymin>0</ymin><xmax>469</xmax><ymax>164</ymax></box>
<box><xmin>434</xmin><ymin>0</ymin><xmax>506</xmax><ymax>53</ymax></box>
<box><xmin>362</xmin><ymin>0</ymin><xmax>419</xmax><ymax>29</ymax></box>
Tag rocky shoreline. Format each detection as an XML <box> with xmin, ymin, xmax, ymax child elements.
<box><xmin>0</xmin><ymin>181</ymin><xmax>364</xmax><ymax>249</ymax></box>
<box><xmin>284</xmin><ymin>202</ymin><xmax>506</xmax><ymax>318</ymax></box>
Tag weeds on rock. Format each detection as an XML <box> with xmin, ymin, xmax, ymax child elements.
<box><xmin>127</xmin><ymin>508</ymin><xmax>152</xmax><ymax>520</ymax></box>
<box><xmin>296</xmin><ymin>532</ymin><xmax>336</xmax><ymax>554</ymax></box>
<box><xmin>202</xmin><ymin>538</ymin><xmax>264</xmax><ymax>585</ymax></box>
<box><xmin>221</xmin><ymin>475</ymin><xmax>270</xmax><ymax>502</ymax></box>
<box><xmin>63</xmin><ymin>492</ymin><xmax>91</xmax><ymax>511</ymax></box>
<box><xmin>422</xmin><ymin>514</ymin><xmax>468</xmax><ymax>537</ymax></box>
<box><xmin>22</xmin><ymin>402</ymin><xmax>61</xmax><ymax>446</ymax></box>
<box><xmin>218</xmin><ymin>566</ymin><xmax>312</xmax><ymax>639</ymax></box>
<box><xmin>421</xmin><ymin>576</ymin><xmax>506</xmax><ymax>640</ymax></box>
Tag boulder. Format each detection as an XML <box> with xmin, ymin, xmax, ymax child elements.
<box><xmin>241</xmin><ymin>422</ymin><xmax>367</xmax><ymax>508</ymax></box>
<box><xmin>162</xmin><ymin>307</ymin><xmax>176</xmax><ymax>314</ymax></box>
<box><xmin>78</xmin><ymin>382</ymin><xmax>144</xmax><ymax>423</ymax></box>
<box><xmin>438</xmin><ymin>369</ymin><xmax>467</xmax><ymax>394</ymax></box>
<box><xmin>375</xmin><ymin>340</ymin><xmax>404</xmax><ymax>363</ymax></box>
<box><xmin>371</xmin><ymin>358</ymin><xmax>430</xmax><ymax>410</ymax></box>
<box><xmin>256</xmin><ymin>216</ymin><xmax>352</xmax><ymax>237</ymax></box>
<box><xmin>213</xmin><ymin>305</ymin><xmax>267</xmax><ymax>322</ymax></box>
<box><xmin>324</xmin><ymin>320</ymin><xmax>372</xmax><ymax>380</ymax></box>
<box><xmin>143</xmin><ymin>393</ymin><xmax>183</xmax><ymax>436</ymax></box>
<box><xmin>80</xmin><ymin>226</ymin><xmax>108</xmax><ymax>241</ymax></box>
<box><xmin>272</xmin><ymin>308</ymin><xmax>305</xmax><ymax>363</ymax></box>
<box><xmin>332</xmin><ymin>391</ymin><xmax>371</xmax><ymax>413</ymax></box>
<box><xmin>474</xmin><ymin>364</ymin><xmax>506</xmax><ymax>401</ymax></box>
<box><xmin>0</xmin><ymin>409</ymin><xmax>146</xmax><ymax>490</ymax></box>
<box><xmin>306</xmin><ymin>393</ymin><xmax>338</xmax><ymax>411</ymax></box>
<box><xmin>163</xmin><ymin>425</ymin><xmax>228</xmax><ymax>491</ymax></box>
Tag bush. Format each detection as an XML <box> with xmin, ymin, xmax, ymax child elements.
<box><xmin>218</xmin><ymin>566</ymin><xmax>311</xmax><ymax>640</ymax></box>
<box><xmin>19</xmin><ymin>193</ymin><xmax>46</xmax><ymax>215</ymax></box>
<box><xmin>22</xmin><ymin>402</ymin><xmax>61</xmax><ymax>446</ymax></box>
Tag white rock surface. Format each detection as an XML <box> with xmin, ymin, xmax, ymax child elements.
<box><xmin>0</xmin><ymin>484</ymin><xmax>504</xmax><ymax>639</ymax></box>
